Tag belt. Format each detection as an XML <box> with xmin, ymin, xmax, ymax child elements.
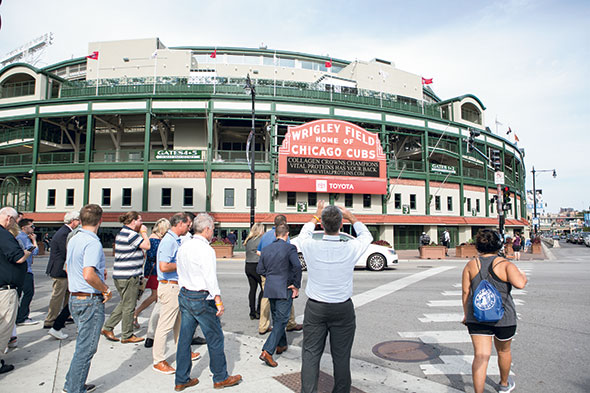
<box><xmin>0</xmin><ymin>284</ymin><xmax>17</xmax><ymax>291</ymax></box>
<box><xmin>181</xmin><ymin>287</ymin><xmax>209</xmax><ymax>293</ymax></box>
<box><xmin>71</xmin><ymin>292</ymin><xmax>103</xmax><ymax>298</ymax></box>
<box><xmin>159</xmin><ymin>280</ymin><xmax>178</xmax><ymax>284</ymax></box>
<box><xmin>309</xmin><ymin>297</ymin><xmax>351</xmax><ymax>305</ymax></box>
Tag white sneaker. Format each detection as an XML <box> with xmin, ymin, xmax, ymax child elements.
<box><xmin>48</xmin><ymin>328</ymin><xmax>68</xmax><ymax>340</ymax></box>
<box><xmin>497</xmin><ymin>376</ymin><xmax>516</xmax><ymax>392</ymax></box>
<box><xmin>17</xmin><ymin>318</ymin><xmax>39</xmax><ymax>326</ymax></box>
<box><xmin>7</xmin><ymin>337</ymin><xmax>17</xmax><ymax>348</ymax></box>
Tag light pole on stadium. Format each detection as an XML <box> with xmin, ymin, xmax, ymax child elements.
<box><xmin>244</xmin><ymin>74</ymin><xmax>256</xmax><ymax>229</ymax></box>
<box><xmin>531</xmin><ymin>166</ymin><xmax>556</xmax><ymax>236</ymax></box>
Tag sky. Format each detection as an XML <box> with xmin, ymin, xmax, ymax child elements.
<box><xmin>1</xmin><ymin>0</ymin><xmax>588</xmax><ymax>213</ymax></box>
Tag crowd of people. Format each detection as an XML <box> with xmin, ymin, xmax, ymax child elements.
<box><xmin>0</xmin><ymin>202</ymin><xmax>528</xmax><ymax>393</ymax></box>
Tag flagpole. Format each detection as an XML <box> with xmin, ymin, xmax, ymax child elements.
<box><xmin>96</xmin><ymin>48</ymin><xmax>100</xmax><ymax>96</ymax></box>
<box><xmin>213</xmin><ymin>47</ymin><xmax>217</xmax><ymax>95</ymax></box>
<box><xmin>273</xmin><ymin>51</ymin><xmax>277</xmax><ymax>97</ymax></box>
<box><xmin>152</xmin><ymin>51</ymin><xmax>158</xmax><ymax>95</ymax></box>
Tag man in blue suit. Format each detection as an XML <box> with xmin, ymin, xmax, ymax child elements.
<box><xmin>257</xmin><ymin>224</ymin><xmax>301</xmax><ymax>367</ymax></box>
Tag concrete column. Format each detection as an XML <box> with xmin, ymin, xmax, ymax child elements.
<box><xmin>458</xmin><ymin>226</ymin><xmax>471</xmax><ymax>244</ymax></box>
<box><xmin>381</xmin><ymin>225</ymin><xmax>394</xmax><ymax>246</ymax></box>
<box><xmin>424</xmin><ymin>225</ymin><xmax>437</xmax><ymax>244</ymax></box>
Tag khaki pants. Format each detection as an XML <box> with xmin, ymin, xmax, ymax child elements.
<box><xmin>259</xmin><ymin>276</ymin><xmax>297</xmax><ymax>333</ymax></box>
<box><xmin>0</xmin><ymin>289</ymin><xmax>18</xmax><ymax>354</ymax></box>
<box><xmin>103</xmin><ymin>276</ymin><xmax>140</xmax><ymax>340</ymax></box>
<box><xmin>152</xmin><ymin>282</ymin><xmax>181</xmax><ymax>364</ymax></box>
<box><xmin>45</xmin><ymin>277</ymin><xmax>69</xmax><ymax>326</ymax></box>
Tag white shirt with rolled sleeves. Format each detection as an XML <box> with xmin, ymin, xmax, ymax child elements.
<box><xmin>176</xmin><ymin>234</ymin><xmax>221</xmax><ymax>300</ymax></box>
<box><xmin>298</xmin><ymin>221</ymin><xmax>373</xmax><ymax>303</ymax></box>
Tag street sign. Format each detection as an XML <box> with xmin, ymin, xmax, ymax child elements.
<box><xmin>494</xmin><ymin>171</ymin><xmax>505</xmax><ymax>185</ymax></box>
<box><xmin>402</xmin><ymin>204</ymin><xmax>410</xmax><ymax>215</ymax></box>
<box><xmin>297</xmin><ymin>201</ymin><xmax>308</xmax><ymax>212</ymax></box>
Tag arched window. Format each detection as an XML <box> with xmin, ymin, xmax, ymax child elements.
<box><xmin>461</xmin><ymin>102</ymin><xmax>481</xmax><ymax>125</ymax></box>
<box><xmin>0</xmin><ymin>73</ymin><xmax>36</xmax><ymax>98</ymax></box>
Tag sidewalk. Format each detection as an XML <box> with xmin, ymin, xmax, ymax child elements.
<box><xmin>2</xmin><ymin>316</ymin><xmax>462</xmax><ymax>393</ymax></box>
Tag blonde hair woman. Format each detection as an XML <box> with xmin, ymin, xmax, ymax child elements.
<box><xmin>244</xmin><ymin>223</ymin><xmax>265</xmax><ymax>319</ymax></box>
<box><xmin>134</xmin><ymin>218</ymin><xmax>170</xmax><ymax>329</ymax></box>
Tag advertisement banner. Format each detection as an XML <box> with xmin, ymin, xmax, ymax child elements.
<box><xmin>278</xmin><ymin>119</ymin><xmax>387</xmax><ymax>194</ymax></box>
<box><xmin>526</xmin><ymin>189</ymin><xmax>544</xmax><ymax>211</ymax></box>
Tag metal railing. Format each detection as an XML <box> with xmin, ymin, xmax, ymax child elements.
<box><xmin>38</xmin><ymin>151</ymin><xmax>85</xmax><ymax>165</ymax></box>
<box><xmin>212</xmin><ymin>150</ymin><xmax>269</xmax><ymax>163</ymax></box>
<box><xmin>0</xmin><ymin>127</ymin><xmax>35</xmax><ymax>144</ymax></box>
<box><xmin>0</xmin><ymin>80</ymin><xmax>35</xmax><ymax>98</ymax></box>
<box><xmin>389</xmin><ymin>159</ymin><xmax>424</xmax><ymax>172</ymax></box>
<box><xmin>61</xmin><ymin>77</ymin><xmax>442</xmax><ymax>119</ymax></box>
<box><xmin>463</xmin><ymin>166</ymin><xmax>484</xmax><ymax>179</ymax></box>
<box><xmin>429</xmin><ymin>139</ymin><xmax>458</xmax><ymax>153</ymax></box>
<box><xmin>0</xmin><ymin>153</ymin><xmax>33</xmax><ymax>166</ymax></box>
<box><xmin>91</xmin><ymin>149</ymin><xmax>144</xmax><ymax>162</ymax></box>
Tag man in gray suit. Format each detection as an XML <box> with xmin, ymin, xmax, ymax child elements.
<box><xmin>257</xmin><ymin>224</ymin><xmax>301</xmax><ymax>367</ymax></box>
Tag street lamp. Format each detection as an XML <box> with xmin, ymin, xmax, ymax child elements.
<box><xmin>244</xmin><ymin>74</ymin><xmax>256</xmax><ymax>228</ymax></box>
<box><xmin>531</xmin><ymin>166</ymin><xmax>557</xmax><ymax>235</ymax></box>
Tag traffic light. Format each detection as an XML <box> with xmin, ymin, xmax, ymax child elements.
<box><xmin>491</xmin><ymin>149</ymin><xmax>502</xmax><ymax>171</ymax></box>
<box><xmin>502</xmin><ymin>186</ymin><xmax>511</xmax><ymax>211</ymax></box>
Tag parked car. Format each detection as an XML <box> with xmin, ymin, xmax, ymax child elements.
<box><xmin>581</xmin><ymin>233</ymin><xmax>590</xmax><ymax>247</ymax></box>
<box><xmin>577</xmin><ymin>233</ymin><xmax>587</xmax><ymax>245</ymax></box>
<box><xmin>290</xmin><ymin>231</ymin><xmax>398</xmax><ymax>271</ymax></box>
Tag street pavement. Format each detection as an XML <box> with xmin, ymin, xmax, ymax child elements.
<box><xmin>2</xmin><ymin>241</ymin><xmax>588</xmax><ymax>393</ymax></box>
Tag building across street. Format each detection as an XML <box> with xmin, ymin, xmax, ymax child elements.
<box><xmin>0</xmin><ymin>38</ymin><xmax>527</xmax><ymax>250</ymax></box>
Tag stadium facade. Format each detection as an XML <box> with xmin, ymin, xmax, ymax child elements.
<box><xmin>0</xmin><ymin>38</ymin><xmax>527</xmax><ymax>250</ymax></box>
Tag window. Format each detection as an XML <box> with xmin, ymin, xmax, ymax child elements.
<box><xmin>122</xmin><ymin>188</ymin><xmax>132</xmax><ymax>207</ymax></box>
<box><xmin>161</xmin><ymin>188</ymin><xmax>171</xmax><ymax>207</ymax></box>
<box><xmin>363</xmin><ymin>194</ymin><xmax>371</xmax><ymax>208</ymax></box>
<box><xmin>461</xmin><ymin>103</ymin><xmax>482</xmax><ymax>125</ymax></box>
<box><xmin>224</xmin><ymin>188</ymin><xmax>234</xmax><ymax>207</ymax></box>
<box><xmin>345</xmin><ymin>194</ymin><xmax>353</xmax><ymax>208</ymax></box>
<box><xmin>467</xmin><ymin>198</ymin><xmax>472</xmax><ymax>212</ymax></box>
<box><xmin>410</xmin><ymin>194</ymin><xmax>416</xmax><ymax>210</ymax></box>
<box><xmin>102</xmin><ymin>188</ymin><xmax>111</xmax><ymax>206</ymax></box>
<box><xmin>246</xmin><ymin>189</ymin><xmax>257</xmax><ymax>207</ymax></box>
<box><xmin>308</xmin><ymin>193</ymin><xmax>317</xmax><ymax>207</ymax></box>
<box><xmin>435</xmin><ymin>195</ymin><xmax>441</xmax><ymax>211</ymax></box>
<box><xmin>47</xmin><ymin>189</ymin><xmax>56</xmax><ymax>207</ymax></box>
<box><xmin>66</xmin><ymin>189</ymin><xmax>74</xmax><ymax>207</ymax></box>
<box><xmin>394</xmin><ymin>193</ymin><xmax>401</xmax><ymax>209</ymax></box>
<box><xmin>183</xmin><ymin>188</ymin><xmax>193</xmax><ymax>206</ymax></box>
<box><xmin>447</xmin><ymin>196</ymin><xmax>453</xmax><ymax>211</ymax></box>
<box><xmin>287</xmin><ymin>192</ymin><xmax>296</xmax><ymax>207</ymax></box>
<box><xmin>476</xmin><ymin>199</ymin><xmax>480</xmax><ymax>213</ymax></box>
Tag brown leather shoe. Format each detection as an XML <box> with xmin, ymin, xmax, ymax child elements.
<box><xmin>213</xmin><ymin>374</ymin><xmax>242</xmax><ymax>389</ymax></box>
<box><xmin>121</xmin><ymin>335</ymin><xmax>145</xmax><ymax>344</ymax></box>
<box><xmin>276</xmin><ymin>345</ymin><xmax>288</xmax><ymax>354</ymax></box>
<box><xmin>174</xmin><ymin>377</ymin><xmax>199</xmax><ymax>391</ymax></box>
<box><xmin>286</xmin><ymin>323</ymin><xmax>303</xmax><ymax>332</ymax></box>
<box><xmin>153</xmin><ymin>360</ymin><xmax>175</xmax><ymax>375</ymax></box>
<box><xmin>101</xmin><ymin>329</ymin><xmax>119</xmax><ymax>342</ymax></box>
<box><xmin>259</xmin><ymin>350</ymin><xmax>277</xmax><ymax>367</ymax></box>
<box><xmin>258</xmin><ymin>326</ymin><xmax>272</xmax><ymax>335</ymax></box>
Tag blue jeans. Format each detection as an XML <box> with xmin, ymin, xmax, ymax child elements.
<box><xmin>16</xmin><ymin>272</ymin><xmax>34</xmax><ymax>323</ymax></box>
<box><xmin>262</xmin><ymin>292</ymin><xmax>293</xmax><ymax>354</ymax></box>
<box><xmin>176</xmin><ymin>288</ymin><xmax>229</xmax><ymax>385</ymax></box>
<box><xmin>64</xmin><ymin>295</ymin><xmax>105</xmax><ymax>393</ymax></box>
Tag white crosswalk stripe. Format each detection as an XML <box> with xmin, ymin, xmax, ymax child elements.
<box><xmin>401</xmin><ymin>266</ymin><xmax>533</xmax><ymax>379</ymax></box>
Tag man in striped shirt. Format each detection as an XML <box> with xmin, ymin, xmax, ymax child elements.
<box><xmin>101</xmin><ymin>211</ymin><xmax>150</xmax><ymax>343</ymax></box>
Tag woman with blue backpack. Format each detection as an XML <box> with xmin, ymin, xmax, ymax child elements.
<box><xmin>461</xmin><ymin>229</ymin><xmax>528</xmax><ymax>393</ymax></box>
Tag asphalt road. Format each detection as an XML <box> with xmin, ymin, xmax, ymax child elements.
<box><xmin>18</xmin><ymin>241</ymin><xmax>590</xmax><ymax>392</ymax></box>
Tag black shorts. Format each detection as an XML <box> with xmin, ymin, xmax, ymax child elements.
<box><xmin>466</xmin><ymin>323</ymin><xmax>516</xmax><ymax>341</ymax></box>
<box><xmin>513</xmin><ymin>245</ymin><xmax>521</xmax><ymax>251</ymax></box>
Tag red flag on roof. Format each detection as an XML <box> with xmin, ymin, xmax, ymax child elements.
<box><xmin>325</xmin><ymin>59</ymin><xmax>332</xmax><ymax>68</ymax></box>
<box><xmin>421</xmin><ymin>77</ymin><xmax>433</xmax><ymax>85</ymax></box>
<box><xmin>86</xmin><ymin>51</ymin><xmax>99</xmax><ymax>60</ymax></box>
<box><xmin>210</xmin><ymin>49</ymin><xmax>217</xmax><ymax>58</ymax></box>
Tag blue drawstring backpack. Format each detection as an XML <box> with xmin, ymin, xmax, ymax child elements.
<box><xmin>472</xmin><ymin>258</ymin><xmax>504</xmax><ymax>322</ymax></box>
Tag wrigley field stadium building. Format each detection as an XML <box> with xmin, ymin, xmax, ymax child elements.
<box><xmin>0</xmin><ymin>38</ymin><xmax>527</xmax><ymax>251</ymax></box>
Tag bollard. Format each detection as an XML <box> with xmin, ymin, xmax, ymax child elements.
<box><xmin>553</xmin><ymin>239</ymin><xmax>560</xmax><ymax>248</ymax></box>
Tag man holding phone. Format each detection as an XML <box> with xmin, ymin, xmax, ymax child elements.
<box><xmin>15</xmin><ymin>219</ymin><xmax>39</xmax><ymax>326</ymax></box>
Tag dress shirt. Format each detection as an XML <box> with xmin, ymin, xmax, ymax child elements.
<box><xmin>177</xmin><ymin>234</ymin><xmax>221</xmax><ymax>300</ymax></box>
<box><xmin>298</xmin><ymin>221</ymin><xmax>373</xmax><ymax>303</ymax></box>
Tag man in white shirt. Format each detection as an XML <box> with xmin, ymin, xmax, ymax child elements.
<box><xmin>174</xmin><ymin>213</ymin><xmax>242</xmax><ymax>391</ymax></box>
<box><xmin>297</xmin><ymin>201</ymin><xmax>373</xmax><ymax>393</ymax></box>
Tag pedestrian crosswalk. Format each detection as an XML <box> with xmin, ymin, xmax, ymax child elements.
<box><xmin>398</xmin><ymin>265</ymin><xmax>532</xmax><ymax>377</ymax></box>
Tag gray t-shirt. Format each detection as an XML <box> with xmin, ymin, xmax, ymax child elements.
<box><xmin>245</xmin><ymin>237</ymin><xmax>261</xmax><ymax>263</ymax></box>
<box><xmin>465</xmin><ymin>255</ymin><xmax>517</xmax><ymax>326</ymax></box>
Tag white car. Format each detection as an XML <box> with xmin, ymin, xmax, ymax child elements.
<box><xmin>291</xmin><ymin>231</ymin><xmax>398</xmax><ymax>271</ymax></box>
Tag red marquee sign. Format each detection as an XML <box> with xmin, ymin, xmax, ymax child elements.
<box><xmin>278</xmin><ymin>119</ymin><xmax>387</xmax><ymax>194</ymax></box>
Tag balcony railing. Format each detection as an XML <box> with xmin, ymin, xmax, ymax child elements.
<box><xmin>0</xmin><ymin>80</ymin><xmax>35</xmax><ymax>98</ymax></box>
<box><xmin>0</xmin><ymin>153</ymin><xmax>33</xmax><ymax>166</ymax></box>
<box><xmin>0</xmin><ymin>127</ymin><xmax>35</xmax><ymax>144</ymax></box>
<box><xmin>212</xmin><ymin>150</ymin><xmax>269</xmax><ymax>163</ymax></box>
<box><xmin>91</xmin><ymin>149</ymin><xmax>144</xmax><ymax>163</ymax></box>
<box><xmin>389</xmin><ymin>159</ymin><xmax>424</xmax><ymax>172</ymax></box>
<box><xmin>463</xmin><ymin>166</ymin><xmax>485</xmax><ymax>179</ymax></box>
<box><xmin>38</xmin><ymin>151</ymin><xmax>85</xmax><ymax>165</ymax></box>
<box><xmin>61</xmin><ymin>77</ymin><xmax>442</xmax><ymax>119</ymax></box>
<box><xmin>429</xmin><ymin>139</ymin><xmax>458</xmax><ymax>154</ymax></box>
